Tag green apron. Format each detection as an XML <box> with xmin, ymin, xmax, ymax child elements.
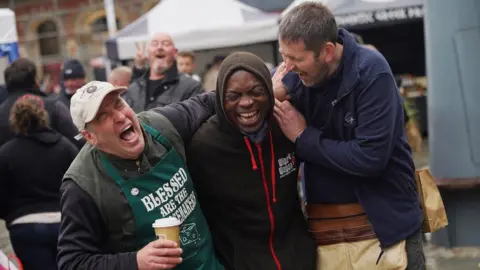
<box><xmin>100</xmin><ymin>123</ymin><xmax>223</xmax><ymax>270</ymax></box>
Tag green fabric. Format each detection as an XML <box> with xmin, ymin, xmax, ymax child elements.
<box><xmin>100</xmin><ymin>123</ymin><xmax>223</xmax><ymax>270</ymax></box>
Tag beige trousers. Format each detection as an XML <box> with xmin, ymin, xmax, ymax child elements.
<box><xmin>316</xmin><ymin>238</ymin><xmax>408</xmax><ymax>270</ymax></box>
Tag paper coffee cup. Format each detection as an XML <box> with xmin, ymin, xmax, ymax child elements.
<box><xmin>152</xmin><ymin>217</ymin><xmax>182</xmax><ymax>245</ymax></box>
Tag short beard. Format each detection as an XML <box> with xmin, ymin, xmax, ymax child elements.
<box><xmin>152</xmin><ymin>64</ymin><xmax>169</xmax><ymax>76</ymax></box>
<box><xmin>312</xmin><ymin>58</ymin><xmax>331</xmax><ymax>86</ymax></box>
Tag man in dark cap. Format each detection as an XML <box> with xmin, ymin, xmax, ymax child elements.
<box><xmin>58</xmin><ymin>59</ymin><xmax>87</xmax><ymax>108</ymax></box>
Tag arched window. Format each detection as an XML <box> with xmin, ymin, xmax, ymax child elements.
<box><xmin>91</xmin><ymin>16</ymin><xmax>120</xmax><ymax>34</ymax></box>
<box><xmin>37</xmin><ymin>20</ymin><xmax>59</xmax><ymax>56</ymax></box>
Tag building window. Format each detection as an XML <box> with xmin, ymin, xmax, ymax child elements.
<box><xmin>91</xmin><ymin>16</ymin><xmax>121</xmax><ymax>34</ymax></box>
<box><xmin>37</xmin><ymin>20</ymin><xmax>59</xmax><ymax>56</ymax></box>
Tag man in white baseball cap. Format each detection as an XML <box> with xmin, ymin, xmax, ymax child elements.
<box><xmin>57</xmin><ymin>81</ymin><xmax>224</xmax><ymax>270</ymax></box>
<box><xmin>70</xmin><ymin>81</ymin><xmax>128</xmax><ymax>141</ymax></box>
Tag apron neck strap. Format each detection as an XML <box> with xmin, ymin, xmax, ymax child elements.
<box><xmin>99</xmin><ymin>153</ymin><xmax>125</xmax><ymax>185</ymax></box>
<box><xmin>141</xmin><ymin>122</ymin><xmax>172</xmax><ymax>150</ymax></box>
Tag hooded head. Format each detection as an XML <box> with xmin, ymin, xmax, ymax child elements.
<box><xmin>215</xmin><ymin>52</ymin><xmax>273</xmax><ymax>134</ymax></box>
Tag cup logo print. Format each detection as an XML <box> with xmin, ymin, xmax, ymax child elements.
<box><xmin>180</xmin><ymin>223</ymin><xmax>200</xmax><ymax>245</ymax></box>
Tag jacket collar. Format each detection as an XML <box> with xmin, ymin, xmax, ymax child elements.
<box><xmin>335</xmin><ymin>28</ymin><xmax>360</xmax><ymax>98</ymax></box>
<box><xmin>16</xmin><ymin>128</ymin><xmax>61</xmax><ymax>145</ymax></box>
<box><xmin>7</xmin><ymin>87</ymin><xmax>45</xmax><ymax>97</ymax></box>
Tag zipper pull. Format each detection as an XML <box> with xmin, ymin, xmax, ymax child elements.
<box><xmin>135</xmin><ymin>160</ymin><xmax>141</xmax><ymax>173</ymax></box>
<box><xmin>331</xmin><ymin>99</ymin><xmax>338</xmax><ymax>106</ymax></box>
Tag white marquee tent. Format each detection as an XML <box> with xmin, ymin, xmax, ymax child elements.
<box><xmin>281</xmin><ymin>0</ymin><xmax>335</xmax><ymax>17</ymax></box>
<box><xmin>0</xmin><ymin>8</ymin><xmax>19</xmax><ymax>85</ymax></box>
<box><xmin>106</xmin><ymin>0</ymin><xmax>280</xmax><ymax>61</ymax></box>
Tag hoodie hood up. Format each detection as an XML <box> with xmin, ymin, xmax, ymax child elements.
<box><xmin>215</xmin><ymin>52</ymin><xmax>274</xmax><ymax>132</ymax></box>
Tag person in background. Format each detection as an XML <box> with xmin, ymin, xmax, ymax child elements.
<box><xmin>0</xmin><ymin>58</ymin><xmax>84</xmax><ymax>148</ymax></box>
<box><xmin>0</xmin><ymin>94</ymin><xmax>79</xmax><ymax>270</ymax></box>
<box><xmin>188</xmin><ymin>52</ymin><xmax>316</xmax><ymax>270</ymax></box>
<box><xmin>202</xmin><ymin>55</ymin><xmax>225</xmax><ymax>92</ymax></box>
<box><xmin>108</xmin><ymin>66</ymin><xmax>132</xmax><ymax>88</ymax></box>
<box><xmin>58</xmin><ymin>59</ymin><xmax>86</xmax><ymax>108</ymax></box>
<box><xmin>124</xmin><ymin>32</ymin><xmax>204</xmax><ymax>112</ymax></box>
<box><xmin>177</xmin><ymin>51</ymin><xmax>201</xmax><ymax>82</ymax></box>
<box><xmin>272</xmin><ymin>3</ymin><xmax>425</xmax><ymax>269</ymax></box>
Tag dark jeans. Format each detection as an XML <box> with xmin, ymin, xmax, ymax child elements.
<box><xmin>8</xmin><ymin>223</ymin><xmax>60</xmax><ymax>270</ymax></box>
<box><xmin>405</xmin><ymin>229</ymin><xmax>426</xmax><ymax>270</ymax></box>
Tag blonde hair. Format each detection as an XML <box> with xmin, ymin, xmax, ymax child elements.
<box><xmin>10</xmin><ymin>94</ymin><xmax>50</xmax><ymax>136</ymax></box>
<box><xmin>177</xmin><ymin>51</ymin><xmax>196</xmax><ymax>62</ymax></box>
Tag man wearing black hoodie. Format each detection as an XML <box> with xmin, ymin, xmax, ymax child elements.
<box><xmin>272</xmin><ymin>3</ymin><xmax>425</xmax><ymax>270</ymax></box>
<box><xmin>187</xmin><ymin>52</ymin><xmax>316</xmax><ymax>270</ymax></box>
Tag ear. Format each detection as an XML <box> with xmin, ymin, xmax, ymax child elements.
<box><xmin>81</xmin><ymin>129</ymin><xmax>97</xmax><ymax>146</ymax></box>
<box><xmin>323</xmin><ymin>42</ymin><xmax>336</xmax><ymax>62</ymax></box>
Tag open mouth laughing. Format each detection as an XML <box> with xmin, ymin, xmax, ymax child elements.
<box><xmin>238</xmin><ymin>110</ymin><xmax>260</xmax><ymax>126</ymax></box>
<box><xmin>119</xmin><ymin>124</ymin><xmax>138</xmax><ymax>143</ymax></box>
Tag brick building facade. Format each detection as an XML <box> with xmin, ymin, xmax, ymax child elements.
<box><xmin>0</xmin><ymin>0</ymin><xmax>160</xmax><ymax>84</ymax></box>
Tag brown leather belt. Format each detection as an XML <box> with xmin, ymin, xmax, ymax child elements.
<box><xmin>307</xmin><ymin>203</ymin><xmax>377</xmax><ymax>246</ymax></box>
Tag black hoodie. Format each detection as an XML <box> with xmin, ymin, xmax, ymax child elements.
<box><xmin>187</xmin><ymin>52</ymin><xmax>316</xmax><ymax>270</ymax></box>
<box><xmin>0</xmin><ymin>88</ymin><xmax>85</xmax><ymax>148</ymax></box>
<box><xmin>0</xmin><ymin>128</ymin><xmax>79</xmax><ymax>226</ymax></box>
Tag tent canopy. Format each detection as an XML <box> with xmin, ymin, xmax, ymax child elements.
<box><xmin>0</xmin><ymin>9</ymin><xmax>18</xmax><ymax>44</ymax></box>
<box><xmin>281</xmin><ymin>0</ymin><xmax>336</xmax><ymax>17</ymax></box>
<box><xmin>281</xmin><ymin>0</ymin><xmax>424</xmax><ymax>28</ymax></box>
<box><xmin>106</xmin><ymin>0</ymin><xmax>279</xmax><ymax>60</ymax></box>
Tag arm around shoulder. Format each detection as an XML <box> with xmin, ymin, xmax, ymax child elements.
<box><xmin>57</xmin><ymin>180</ymin><xmax>138</xmax><ymax>270</ymax></box>
<box><xmin>149</xmin><ymin>91</ymin><xmax>216</xmax><ymax>143</ymax></box>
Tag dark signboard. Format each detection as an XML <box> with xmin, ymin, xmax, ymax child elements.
<box><xmin>336</xmin><ymin>4</ymin><xmax>424</xmax><ymax>28</ymax></box>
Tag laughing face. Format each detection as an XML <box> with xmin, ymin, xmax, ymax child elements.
<box><xmin>148</xmin><ymin>33</ymin><xmax>178</xmax><ymax>76</ymax></box>
<box><xmin>82</xmin><ymin>92</ymin><xmax>145</xmax><ymax>160</ymax></box>
<box><xmin>223</xmin><ymin>70</ymin><xmax>270</xmax><ymax>134</ymax></box>
<box><xmin>279</xmin><ymin>39</ymin><xmax>334</xmax><ymax>87</ymax></box>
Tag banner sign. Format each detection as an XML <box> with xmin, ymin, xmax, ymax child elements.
<box><xmin>0</xmin><ymin>42</ymin><xmax>19</xmax><ymax>63</ymax></box>
<box><xmin>336</xmin><ymin>5</ymin><xmax>424</xmax><ymax>27</ymax></box>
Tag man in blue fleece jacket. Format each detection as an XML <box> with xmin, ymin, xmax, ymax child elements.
<box><xmin>272</xmin><ymin>2</ymin><xmax>425</xmax><ymax>269</ymax></box>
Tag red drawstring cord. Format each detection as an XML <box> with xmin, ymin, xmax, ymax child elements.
<box><xmin>269</xmin><ymin>130</ymin><xmax>276</xmax><ymax>203</ymax></box>
<box><xmin>244</xmin><ymin>131</ymin><xmax>277</xmax><ymax>203</ymax></box>
<box><xmin>244</xmin><ymin>136</ymin><xmax>258</xmax><ymax>170</ymax></box>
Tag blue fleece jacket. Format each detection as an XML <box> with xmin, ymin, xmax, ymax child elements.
<box><xmin>282</xmin><ymin>29</ymin><xmax>423</xmax><ymax>248</ymax></box>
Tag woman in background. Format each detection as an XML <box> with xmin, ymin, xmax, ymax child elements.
<box><xmin>0</xmin><ymin>94</ymin><xmax>78</xmax><ymax>270</ymax></box>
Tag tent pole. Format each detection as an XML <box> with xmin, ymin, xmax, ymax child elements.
<box><xmin>104</xmin><ymin>0</ymin><xmax>117</xmax><ymax>78</ymax></box>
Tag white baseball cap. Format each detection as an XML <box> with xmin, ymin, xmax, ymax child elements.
<box><xmin>70</xmin><ymin>81</ymin><xmax>127</xmax><ymax>138</ymax></box>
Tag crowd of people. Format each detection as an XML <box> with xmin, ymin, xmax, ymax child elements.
<box><xmin>0</xmin><ymin>3</ymin><xmax>426</xmax><ymax>270</ymax></box>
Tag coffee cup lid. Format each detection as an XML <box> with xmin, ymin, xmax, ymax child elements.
<box><xmin>152</xmin><ymin>217</ymin><xmax>182</xmax><ymax>228</ymax></box>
